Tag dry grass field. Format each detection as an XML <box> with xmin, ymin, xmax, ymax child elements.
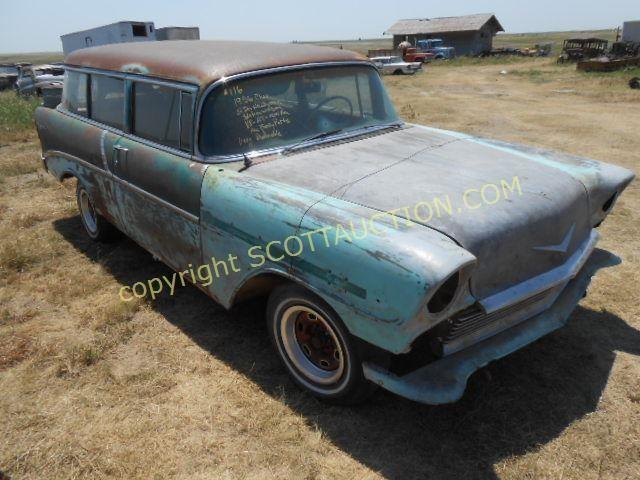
<box><xmin>0</xmin><ymin>53</ymin><xmax>639</xmax><ymax>479</ymax></box>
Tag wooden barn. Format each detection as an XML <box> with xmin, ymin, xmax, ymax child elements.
<box><xmin>385</xmin><ymin>13</ymin><xmax>505</xmax><ymax>56</ymax></box>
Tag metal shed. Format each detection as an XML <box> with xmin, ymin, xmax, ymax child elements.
<box><xmin>385</xmin><ymin>13</ymin><xmax>505</xmax><ymax>56</ymax></box>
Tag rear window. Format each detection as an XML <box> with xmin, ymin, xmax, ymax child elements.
<box><xmin>62</xmin><ymin>70</ymin><xmax>88</xmax><ymax>117</ymax></box>
<box><xmin>90</xmin><ymin>75</ymin><xmax>124</xmax><ymax>129</ymax></box>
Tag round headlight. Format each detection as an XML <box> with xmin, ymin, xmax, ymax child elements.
<box><xmin>427</xmin><ymin>272</ymin><xmax>460</xmax><ymax>314</ymax></box>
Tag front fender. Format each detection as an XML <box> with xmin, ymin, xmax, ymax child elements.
<box><xmin>199</xmin><ymin>167</ymin><xmax>326</xmax><ymax>307</ymax></box>
<box><xmin>293</xmin><ymin>196</ymin><xmax>476</xmax><ymax>354</ymax></box>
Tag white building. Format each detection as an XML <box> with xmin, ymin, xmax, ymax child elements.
<box><xmin>61</xmin><ymin>21</ymin><xmax>201</xmax><ymax>56</ymax></box>
<box><xmin>61</xmin><ymin>21</ymin><xmax>156</xmax><ymax>56</ymax></box>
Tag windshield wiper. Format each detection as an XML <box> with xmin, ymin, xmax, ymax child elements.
<box><xmin>361</xmin><ymin>122</ymin><xmax>404</xmax><ymax>131</ymax></box>
<box><xmin>281</xmin><ymin>128</ymin><xmax>344</xmax><ymax>155</ymax></box>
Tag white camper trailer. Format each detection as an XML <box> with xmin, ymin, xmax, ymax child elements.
<box><xmin>61</xmin><ymin>21</ymin><xmax>156</xmax><ymax>55</ymax></box>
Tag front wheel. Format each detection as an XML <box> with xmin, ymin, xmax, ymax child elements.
<box><xmin>267</xmin><ymin>284</ymin><xmax>378</xmax><ymax>404</ymax></box>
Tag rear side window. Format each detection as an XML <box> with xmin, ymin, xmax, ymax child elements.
<box><xmin>133</xmin><ymin>82</ymin><xmax>192</xmax><ymax>151</ymax></box>
<box><xmin>180</xmin><ymin>92</ymin><xmax>193</xmax><ymax>151</ymax></box>
<box><xmin>63</xmin><ymin>71</ymin><xmax>88</xmax><ymax>116</ymax></box>
<box><xmin>91</xmin><ymin>75</ymin><xmax>124</xmax><ymax>129</ymax></box>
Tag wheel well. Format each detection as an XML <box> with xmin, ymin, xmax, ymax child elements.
<box><xmin>59</xmin><ymin>171</ymin><xmax>76</xmax><ymax>182</ymax></box>
<box><xmin>230</xmin><ymin>272</ymin><xmax>290</xmax><ymax>305</ymax></box>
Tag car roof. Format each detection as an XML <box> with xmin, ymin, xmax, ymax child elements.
<box><xmin>65</xmin><ymin>40</ymin><xmax>368</xmax><ymax>88</ymax></box>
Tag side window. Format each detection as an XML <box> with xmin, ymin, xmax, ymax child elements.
<box><xmin>132</xmin><ymin>82</ymin><xmax>181</xmax><ymax>149</ymax></box>
<box><xmin>133</xmin><ymin>82</ymin><xmax>193</xmax><ymax>152</ymax></box>
<box><xmin>63</xmin><ymin>71</ymin><xmax>88</xmax><ymax>116</ymax></box>
<box><xmin>180</xmin><ymin>92</ymin><xmax>193</xmax><ymax>151</ymax></box>
<box><xmin>91</xmin><ymin>75</ymin><xmax>125</xmax><ymax>129</ymax></box>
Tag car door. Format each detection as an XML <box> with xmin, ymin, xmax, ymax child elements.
<box><xmin>108</xmin><ymin>78</ymin><xmax>205</xmax><ymax>273</ymax></box>
<box><xmin>36</xmin><ymin>69</ymin><xmax>124</xmax><ymax>230</ymax></box>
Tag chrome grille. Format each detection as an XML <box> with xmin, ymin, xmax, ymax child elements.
<box><xmin>438</xmin><ymin>288</ymin><xmax>555</xmax><ymax>355</ymax></box>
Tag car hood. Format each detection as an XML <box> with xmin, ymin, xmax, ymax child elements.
<box><xmin>248</xmin><ymin>125</ymin><xmax>634</xmax><ymax>299</ymax></box>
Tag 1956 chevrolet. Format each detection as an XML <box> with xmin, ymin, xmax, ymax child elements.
<box><xmin>35</xmin><ymin>41</ymin><xmax>634</xmax><ymax>404</ymax></box>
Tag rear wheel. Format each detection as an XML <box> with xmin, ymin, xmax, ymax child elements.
<box><xmin>76</xmin><ymin>183</ymin><xmax>119</xmax><ymax>242</ymax></box>
<box><xmin>267</xmin><ymin>284</ymin><xmax>378</xmax><ymax>404</ymax></box>
<box><xmin>393</xmin><ymin>69</ymin><xmax>404</xmax><ymax>75</ymax></box>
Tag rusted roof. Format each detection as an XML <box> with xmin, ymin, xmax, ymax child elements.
<box><xmin>386</xmin><ymin>13</ymin><xmax>504</xmax><ymax>35</ymax></box>
<box><xmin>64</xmin><ymin>40</ymin><xmax>367</xmax><ymax>87</ymax></box>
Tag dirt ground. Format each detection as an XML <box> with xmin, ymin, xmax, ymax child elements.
<box><xmin>1</xmin><ymin>58</ymin><xmax>639</xmax><ymax>479</ymax></box>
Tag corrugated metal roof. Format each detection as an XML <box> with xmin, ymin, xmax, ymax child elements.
<box><xmin>386</xmin><ymin>13</ymin><xmax>504</xmax><ymax>35</ymax></box>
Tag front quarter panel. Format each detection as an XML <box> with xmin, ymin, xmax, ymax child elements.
<box><xmin>199</xmin><ymin>168</ymin><xmax>326</xmax><ymax>306</ymax></box>
<box><xmin>293</xmin><ymin>197</ymin><xmax>477</xmax><ymax>354</ymax></box>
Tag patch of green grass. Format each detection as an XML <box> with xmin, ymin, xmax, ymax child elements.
<box><xmin>0</xmin><ymin>52</ymin><xmax>63</xmax><ymax>65</ymax></box>
<box><xmin>430</xmin><ymin>55</ymin><xmax>533</xmax><ymax>68</ymax></box>
<box><xmin>579</xmin><ymin>66</ymin><xmax>640</xmax><ymax>79</ymax></box>
<box><xmin>0</xmin><ymin>91</ymin><xmax>41</xmax><ymax>142</ymax></box>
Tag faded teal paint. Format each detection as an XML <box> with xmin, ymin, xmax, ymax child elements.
<box><xmin>363</xmin><ymin>249</ymin><xmax>619</xmax><ymax>404</ymax></box>
<box><xmin>198</xmin><ymin>167</ymin><xmax>476</xmax><ymax>353</ymax></box>
<box><xmin>202</xmin><ymin>213</ymin><xmax>368</xmax><ymax>299</ymax></box>
<box><xmin>200</xmin><ymin>167</ymin><xmax>326</xmax><ymax>309</ymax></box>
<box><xmin>295</xmin><ymin>194</ymin><xmax>477</xmax><ymax>352</ymax></box>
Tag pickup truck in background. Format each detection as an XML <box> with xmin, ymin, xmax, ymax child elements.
<box><xmin>416</xmin><ymin>39</ymin><xmax>456</xmax><ymax>59</ymax></box>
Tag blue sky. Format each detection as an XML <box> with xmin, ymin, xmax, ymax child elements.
<box><xmin>1</xmin><ymin>0</ymin><xmax>637</xmax><ymax>53</ymax></box>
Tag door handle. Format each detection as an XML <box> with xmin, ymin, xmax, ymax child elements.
<box><xmin>113</xmin><ymin>145</ymin><xmax>129</xmax><ymax>165</ymax></box>
<box><xmin>112</xmin><ymin>145</ymin><xmax>128</xmax><ymax>170</ymax></box>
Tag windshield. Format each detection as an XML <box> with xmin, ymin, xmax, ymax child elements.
<box><xmin>0</xmin><ymin>66</ymin><xmax>18</xmax><ymax>75</ymax></box>
<box><xmin>199</xmin><ymin>65</ymin><xmax>399</xmax><ymax>157</ymax></box>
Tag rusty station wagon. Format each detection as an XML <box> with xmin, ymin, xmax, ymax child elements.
<box><xmin>35</xmin><ymin>41</ymin><xmax>634</xmax><ymax>404</ymax></box>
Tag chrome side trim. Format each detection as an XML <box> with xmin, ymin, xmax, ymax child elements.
<box><xmin>45</xmin><ymin>150</ymin><xmax>200</xmax><ymax>224</ymax></box>
<box><xmin>480</xmin><ymin>229</ymin><xmax>599</xmax><ymax>313</ymax></box>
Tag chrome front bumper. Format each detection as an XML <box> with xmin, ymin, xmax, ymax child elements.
<box><xmin>440</xmin><ymin>229</ymin><xmax>600</xmax><ymax>356</ymax></box>
<box><xmin>362</xmin><ymin>247</ymin><xmax>620</xmax><ymax>405</ymax></box>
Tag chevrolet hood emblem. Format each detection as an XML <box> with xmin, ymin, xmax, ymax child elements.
<box><xmin>533</xmin><ymin>224</ymin><xmax>575</xmax><ymax>254</ymax></box>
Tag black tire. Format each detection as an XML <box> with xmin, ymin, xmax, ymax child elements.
<box><xmin>267</xmin><ymin>283</ymin><xmax>379</xmax><ymax>405</ymax></box>
<box><xmin>76</xmin><ymin>183</ymin><xmax>119</xmax><ymax>242</ymax></box>
<box><xmin>393</xmin><ymin>69</ymin><xmax>404</xmax><ymax>75</ymax></box>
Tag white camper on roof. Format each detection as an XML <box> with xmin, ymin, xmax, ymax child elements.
<box><xmin>60</xmin><ymin>21</ymin><xmax>156</xmax><ymax>56</ymax></box>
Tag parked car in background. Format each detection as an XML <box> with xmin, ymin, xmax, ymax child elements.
<box><xmin>368</xmin><ymin>47</ymin><xmax>434</xmax><ymax>63</ymax></box>
<box><xmin>416</xmin><ymin>38</ymin><xmax>456</xmax><ymax>59</ymax></box>
<box><xmin>0</xmin><ymin>64</ymin><xmax>22</xmax><ymax>91</ymax></box>
<box><xmin>371</xmin><ymin>56</ymin><xmax>422</xmax><ymax>75</ymax></box>
<box><xmin>35</xmin><ymin>41</ymin><xmax>634</xmax><ymax>406</ymax></box>
<box><xmin>15</xmin><ymin>64</ymin><xmax>64</xmax><ymax>97</ymax></box>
